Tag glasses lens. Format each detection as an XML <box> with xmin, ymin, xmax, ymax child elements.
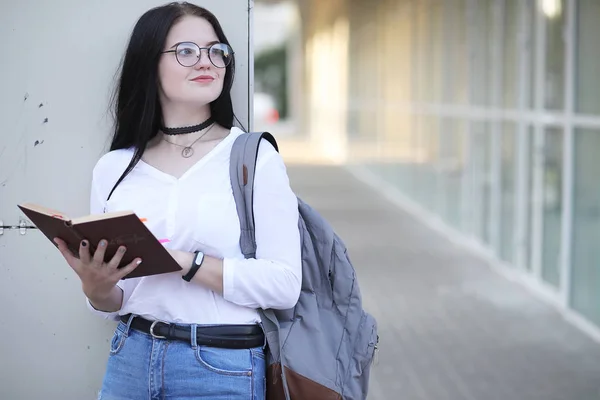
<box><xmin>209</xmin><ymin>43</ymin><xmax>233</xmax><ymax>68</ymax></box>
<box><xmin>176</xmin><ymin>42</ymin><xmax>200</xmax><ymax>67</ymax></box>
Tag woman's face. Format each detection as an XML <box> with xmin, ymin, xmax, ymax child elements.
<box><xmin>158</xmin><ymin>15</ymin><xmax>227</xmax><ymax>107</ymax></box>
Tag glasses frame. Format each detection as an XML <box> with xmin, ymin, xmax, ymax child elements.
<box><xmin>162</xmin><ymin>41</ymin><xmax>234</xmax><ymax>69</ymax></box>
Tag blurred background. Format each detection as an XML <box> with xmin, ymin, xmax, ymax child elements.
<box><xmin>253</xmin><ymin>0</ymin><xmax>600</xmax><ymax>399</ymax></box>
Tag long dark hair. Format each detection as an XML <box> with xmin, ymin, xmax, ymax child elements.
<box><xmin>106</xmin><ymin>2</ymin><xmax>239</xmax><ymax>201</ymax></box>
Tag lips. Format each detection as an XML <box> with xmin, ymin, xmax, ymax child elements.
<box><xmin>191</xmin><ymin>75</ymin><xmax>214</xmax><ymax>83</ymax></box>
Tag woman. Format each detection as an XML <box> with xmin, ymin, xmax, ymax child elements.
<box><xmin>53</xmin><ymin>2</ymin><xmax>301</xmax><ymax>399</ymax></box>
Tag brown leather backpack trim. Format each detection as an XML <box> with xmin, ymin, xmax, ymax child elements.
<box><xmin>266</xmin><ymin>363</ymin><xmax>342</xmax><ymax>400</ymax></box>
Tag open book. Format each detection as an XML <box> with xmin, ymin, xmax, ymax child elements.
<box><xmin>17</xmin><ymin>203</ymin><xmax>182</xmax><ymax>279</ymax></box>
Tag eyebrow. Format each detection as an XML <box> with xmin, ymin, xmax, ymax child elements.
<box><xmin>169</xmin><ymin>40</ymin><xmax>220</xmax><ymax>49</ymax></box>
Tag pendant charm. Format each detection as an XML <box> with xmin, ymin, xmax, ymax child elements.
<box><xmin>182</xmin><ymin>147</ymin><xmax>194</xmax><ymax>158</ymax></box>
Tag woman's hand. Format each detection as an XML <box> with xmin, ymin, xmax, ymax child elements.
<box><xmin>53</xmin><ymin>237</ymin><xmax>142</xmax><ymax>303</ymax></box>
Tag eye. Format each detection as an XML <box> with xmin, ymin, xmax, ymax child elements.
<box><xmin>177</xmin><ymin>44</ymin><xmax>198</xmax><ymax>57</ymax></box>
<box><xmin>210</xmin><ymin>48</ymin><xmax>223</xmax><ymax>57</ymax></box>
<box><xmin>210</xmin><ymin>44</ymin><xmax>232</xmax><ymax>61</ymax></box>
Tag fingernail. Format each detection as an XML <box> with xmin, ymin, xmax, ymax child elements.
<box><xmin>119</xmin><ymin>247</ymin><xmax>126</xmax><ymax>253</ymax></box>
<box><xmin>99</xmin><ymin>240</ymin><xmax>106</xmax><ymax>247</ymax></box>
<box><xmin>136</xmin><ymin>259</ymin><xmax>142</xmax><ymax>265</ymax></box>
<box><xmin>81</xmin><ymin>241</ymin><xmax>87</xmax><ymax>247</ymax></box>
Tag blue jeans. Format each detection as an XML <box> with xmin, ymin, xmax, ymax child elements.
<box><xmin>99</xmin><ymin>315</ymin><xmax>266</xmax><ymax>400</ymax></box>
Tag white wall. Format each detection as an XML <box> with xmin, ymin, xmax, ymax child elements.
<box><xmin>0</xmin><ymin>1</ymin><xmax>252</xmax><ymax>398</ymax></box>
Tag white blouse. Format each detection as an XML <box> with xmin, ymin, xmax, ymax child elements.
<box><xmin>86</xmin><ymin>127</ymin><xmax>302</xmax><ymax>325</ymax></box>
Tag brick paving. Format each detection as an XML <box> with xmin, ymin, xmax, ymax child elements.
<box><xmin>286</xmin><ymin>164</ymin><xmax>600</xmax><ymax>400</ymax></box>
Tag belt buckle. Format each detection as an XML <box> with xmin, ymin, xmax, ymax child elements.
<box><xmin>150</xmin><ymin>320</ymin><xmax>168</xmax><ymax>339</ymax></box>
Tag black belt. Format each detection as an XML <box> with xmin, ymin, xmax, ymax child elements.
<box><xmin>121</xmin><ymin>314</ymin><xmax>265</xmax><ymax>349</ymax></box>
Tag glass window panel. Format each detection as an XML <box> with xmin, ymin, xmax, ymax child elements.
<box><xmin>415</xmin><ymin>0</ymin><xmax>430</xmax><ymax>103</ymax></box>
<box><xmin>406</xmin><ymin>114</ymin><xmax>421</xmax><ymax>199</ymax></box>
<box><xmin>541</xmin><ymin>0</ymin><xmax>566</xmax><ymax>110</ymax></box>
<box><xmin>450</xmin><ymin>0</ymin><xmax>468</xmax><ymax>104</ymax></box>
<box><xmin>541</xmin><ymin>128</ymin><xmax>563</xmax><ymax>287</ymax></box>
<box><xmin>528</xmin><ymin>2</ymin><xmax>537</xmax><ymax>110</ymax></box>
<box><xmin>503</xmin><ymin>0</ymin><xmax>519</xmax><ymax>108</ymax></box>
<box><xmin>470</xmin><ymin>0</ymin><xmax>493</xmax><ymax>106</ymax></box>
<box><xmin>524</xmin><ymin>126</ymin><xmax>535</xmax><ymax>270</ymax></box>
<box><xmin>575</xmin><ymin>0</ymin><xmax>600</xmax><ymax>115</ymax></box>
<box><xmin>470</xmin><ymin>122</ymin><xmax>491</xmax><ymax>243</ymax></box>
<box><xmin>414</xmin><ymin>115</ymin><xmax>436</xmax><ymax>209</ymax></box>
<box><xmin>439</xmin><ymin>118</ymin><xmax>465</xmax><ymax>229</ymax></box>
<box><xmin>430</xmin><ymin>1</ymin><xmax>443</xmax><ymax>103</ymax></box>
<box><xmin>422</xmin><ymin>116</ymin><xmax>440</xmax><ymax>213</ymax></box>
<box><xmin>500</xmin><ymin>123</ymin><xmax>517</xmax><ymax>263</ymax></box>
<box><xmin>571</xmin><ymin>129</ymin><xmax>600</xmax><ymax>325</ymax></box>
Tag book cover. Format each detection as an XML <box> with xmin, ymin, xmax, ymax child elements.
<box><xmin>17</xmin><ymin>203</ymin><xmax>181</xmax><ymax>279</ymax></box>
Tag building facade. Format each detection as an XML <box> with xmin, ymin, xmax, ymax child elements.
<box><xmin>298</xmin><ymin>0</ymin><xmax>600</xmax><ymax>330</ymax></box>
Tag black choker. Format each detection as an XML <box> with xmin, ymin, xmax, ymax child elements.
<box><xmin>161</xmin><ymin>118</ymin><xmax>214</xmax><ymax>135</ymax></box>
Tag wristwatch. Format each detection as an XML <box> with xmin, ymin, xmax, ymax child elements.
<box><xmin>182</xmin><ymin>250</ymin><xmax>205</xmax><ymax>282</ymax></box>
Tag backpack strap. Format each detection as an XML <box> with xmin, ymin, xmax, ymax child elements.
<box><xmin>229</xmin><ymin>131</ymin><xmax>278</xmax><ymax>258</ymax></box>
<box><xmin>229</xmin><ymin>131</ymin><xmax>291</xmax><ymax>400</ymax></box>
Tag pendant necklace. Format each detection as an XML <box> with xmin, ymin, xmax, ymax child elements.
<box><xmin>162</xmin><ymin>122</ymin><xmax>216</xmax><ymax>158</ymax></box>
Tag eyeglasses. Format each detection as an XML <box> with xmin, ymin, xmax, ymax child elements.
<box><xmin>162</xmin><ymin>42</ymin><xmax>234</xmax><ymax>68</ymax></box>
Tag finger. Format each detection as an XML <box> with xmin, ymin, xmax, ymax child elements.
<box><xmin>107</xmin><ymin>246</ymin><xmax>127</xmax><ymax>270</ymax></box>
<box><xmin>79</xmin><ymin>240</ymin><xmax>92</xmax><ymax>265</ymax></box>
<box><xmin>93</xmin><ymin>239</ymin><xmax>108</xmax><ymax>265</ymax></box>
<box><xmin>116</xmin><ymin>258</ymin><xmax>142</xmax><ymax>280</ymax></box>
<box><xmin>53</xmin><ymin>238</ymin><xmax>80</xmax><ymax>273</ymax></box>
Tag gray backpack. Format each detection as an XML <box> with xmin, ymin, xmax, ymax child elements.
<box><xmin>229</xmin><ymin>132</ymin><xmax>379</xmax><ymax>400</ymax></box>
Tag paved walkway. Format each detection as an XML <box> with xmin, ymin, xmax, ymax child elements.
<box><xmin>286</xmin><ymin>164</ymin><xmax>600</xmax><ymax>400</ymax></box>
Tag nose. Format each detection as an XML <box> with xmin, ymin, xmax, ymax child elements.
<box><xmin>194</xmin><ymin>48</ymin><xmax>212</xmax><ymax>69</ymax></box>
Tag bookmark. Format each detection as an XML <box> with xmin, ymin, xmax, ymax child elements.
<box><xmin>139</xmin><ymin>217</ymin><xmax>169</xmax><ymax>244</ymax></box>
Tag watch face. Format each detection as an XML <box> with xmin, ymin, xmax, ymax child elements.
<box><xmin>194</xmin><ymin>252</ymin><xmax>204</xmax><ymax>265</ymax></box>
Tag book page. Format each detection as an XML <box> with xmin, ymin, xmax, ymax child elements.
<box><xmin>18</xmin><ymin>203</ymin><xmax>70</xmax><ymax>222</ymax></box>
<box><xmin>72</xmin><ymin>210</ymin><xmax>135</xmax><ymax>225</ymax></box>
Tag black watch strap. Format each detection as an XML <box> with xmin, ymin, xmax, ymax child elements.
<box><xmin>182</xmin><ymin>251</ymin><xmax>204</xmax><ymax>282</ymax></box>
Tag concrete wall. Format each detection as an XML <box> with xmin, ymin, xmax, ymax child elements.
<box><xmin>0</xmin><ymin>1</ymin><xmax>252</xmax><ymax>398</ymax></box>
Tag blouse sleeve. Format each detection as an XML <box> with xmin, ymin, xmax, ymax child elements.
<box><xmin>222</xmin><ymin>140</ymin><xmax>302</xmax><ymax>310</ymax></box>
